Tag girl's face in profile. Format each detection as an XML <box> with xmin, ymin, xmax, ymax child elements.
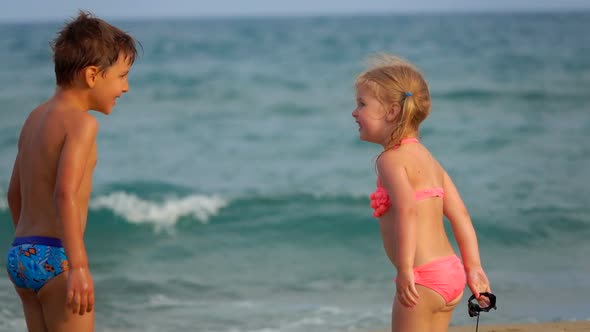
<box><xmin>353</xmin><ymin>84</ymin><xmax>395</xmax><ymax>146</ymax></box>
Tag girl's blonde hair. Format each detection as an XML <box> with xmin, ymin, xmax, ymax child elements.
<box><xmin>355</xmin><ymin>54</ymin><xmax>431</xmax><ymax>147</ymax></box>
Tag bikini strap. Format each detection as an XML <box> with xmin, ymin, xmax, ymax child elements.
<box><xmin>400</xmin><ymin>137</ymin><xmax>419</xmax><ymax>144</ymax></box>
<box><xmin>392</xmin><ymin>137</ymin><xmax>419</xmax><ymax>149</ymax></box>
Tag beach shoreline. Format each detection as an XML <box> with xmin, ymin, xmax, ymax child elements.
<box><xmin>449</xmin><ymin>321</ymin><xmax>590</xmax><ymax>332</ymax></box>
<box><xmin>372</xmin><ymin>321</ymin><xmax>590</xmax><ymax>332</ymax></box>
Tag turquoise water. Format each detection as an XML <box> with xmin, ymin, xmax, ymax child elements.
<box><xmin>1</xmin><ymin>12</ymin><xmax>589</xmax><ymax>331</ymax></box>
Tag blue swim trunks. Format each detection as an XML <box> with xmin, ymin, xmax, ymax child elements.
<box><xmin>6</xmin><ymin>236</ymin><xmax>70</xmax><ymax>292</ymax></box>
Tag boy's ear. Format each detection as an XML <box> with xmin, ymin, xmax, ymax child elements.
<box><xmin>83</xmin><ymin>66</ymin><xmax>100</xmax><ymax>88</ymax></box>
<box><xmin>386</xmin><ymin>104</ymin><xmax>401</xmax><ymax>122</ymax></box>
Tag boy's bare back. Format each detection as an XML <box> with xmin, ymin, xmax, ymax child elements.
<box><xmin>14</xmin><ymin>100</ymin><xmax>97</xmax><ymax>238</ymax></box>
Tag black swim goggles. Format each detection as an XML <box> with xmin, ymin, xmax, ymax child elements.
<box><xmin>467</xmin><ymin>292</ymin><xmax>497</xmax><ymax>317</ymax></box>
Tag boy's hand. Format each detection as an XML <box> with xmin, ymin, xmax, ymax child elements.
<box><xmin>66</xmin><ymin>267</ymin><xmax>95</xmax><ymax>315</ymax></box>
<box><xmin>466</xmin><ymin>266</ymin><xmax>491</xmax><ymax>307</ymax></box>
<box><xmin>396</xmin><ymin>269</ymin><xmax>420</xmax><ymax>307</ymax></box>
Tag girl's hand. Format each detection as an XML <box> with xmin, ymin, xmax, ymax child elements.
<box><xmin>466</xmin><ymin>266</ymin><xmax>491</xmax><ymax>307</ymax></box>
<box><xmin>396</xmin><ymin>269</ymin><xmax>420</xmax><ymax>307</ymax></box>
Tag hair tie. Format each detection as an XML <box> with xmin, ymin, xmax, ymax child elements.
<box><xmin>404</xmin><ymin>91</ymin><xmax>412</xmax><ymax>97</ymax></box>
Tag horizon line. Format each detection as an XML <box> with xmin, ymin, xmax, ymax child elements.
<box><xmin>1</xmin><ymin>7</ymin><xmax>589</xmax><ymax>24</ymax></box>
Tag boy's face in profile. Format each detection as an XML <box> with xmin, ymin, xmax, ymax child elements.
<box><xmin>90</xmin><ymin>52</ymin><xmax>132</xmax><ymax>115</ymax></box>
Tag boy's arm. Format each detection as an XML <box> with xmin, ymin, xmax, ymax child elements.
<box><xmin>443</xmin><ymin>170</ymin><xmax>491</xmax><ymax>297</ymax></box>
<box><xmin>377</xmin><ymin>153</ymin><xmax>419</xmax><ymax>307</ymax></box>
<box><xmin>7</xmin><ymin>128</ymin><xmax>25</xmax><ymax>229</ymax></box>
<box><xmin>7</xmin><ymin>153</ymin><xmax>22</xmax><ymax>229</ymax></box>
<box><xmin>54</xmin><ymin>115</ymin><xmax>97</xmax><ymax>268</ymax></box>
<box><xmin>53</xmin><ymin>114</ymin><xmax>97</xmax><ymax>314</ymax></box>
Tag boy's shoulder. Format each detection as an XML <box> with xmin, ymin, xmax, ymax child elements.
<box><xmin>57</xmin><ymin>108</ymin><xmax>98</xmax><ymax>138</ymax></box>
<box><xmin>51</xmin><ymin>97</ymin><xmax>97</xmax><ymax>120</ymax></box>
<box><xmin>24</xmin><ymin>99</ymin><xmax>99</xmax><ymax>142</ymax></box>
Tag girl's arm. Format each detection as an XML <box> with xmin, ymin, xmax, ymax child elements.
<box><xmin>442</xmin><ymin>170</ymin><xmax>491</xmax><ymax>298</ymax></box>
<box><xmin>377</xmin><ymin>152</ymin><xmax>419</xmax><ymax>307</ymax></box>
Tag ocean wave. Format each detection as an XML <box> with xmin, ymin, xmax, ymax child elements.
<box><xmin>2</xmin><ymin>189</ymin><xmax>588</xmax><ymax>248</ymax></box>
<box><xmin>0</xmin><ymin>189</ymin><xmax>369</xmax><ymax>226</ymax></box>
<box><xmin>435</xmin><ymin>89</ymin><xmax>590</xmax><ymax>102</ymax></box>
<box><xmin>89</xmin><ymin>191</ymin><xmax>228</xmax><ymax>229</ymax></box>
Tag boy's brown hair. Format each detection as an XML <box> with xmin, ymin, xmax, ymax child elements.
<box><xmin>51</xmin><ymin>11</ymin><xmax>139</xmax><ymax>87</ymax></box>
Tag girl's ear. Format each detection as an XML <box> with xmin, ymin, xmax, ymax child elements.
<box><xmin>386</xmin><ymin>104</ymin><xmax>401</xmax><ymax>122</ymax></box>
<box><xmin>83</xmin><ymin>66</ymin><xmax>100</xmax><ymax>88</ymax></box>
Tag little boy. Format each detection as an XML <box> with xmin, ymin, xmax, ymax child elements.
<box><xmin>5</xmin><ymin>11</ymin><xmax>138</xmax><ymax>331</ymax></box>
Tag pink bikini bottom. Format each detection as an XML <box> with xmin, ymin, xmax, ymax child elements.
<box><xmin>400</xmin><ymin>254</ymin><xmax>466</xmax><ymax>304</ymax></box>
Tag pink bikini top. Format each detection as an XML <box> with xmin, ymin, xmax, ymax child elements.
<box><xmin>370</xmin><ymin>138</ymin><xmax>445</xmax><ymax>218</ymax></box>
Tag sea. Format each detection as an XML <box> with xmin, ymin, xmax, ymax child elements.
<box><xmin>0</xmin><ymin>11</ymin><xmax>589</xmax><ymax>332</ymax></box>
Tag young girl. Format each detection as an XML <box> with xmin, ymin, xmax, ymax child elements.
<box><xmin>352</xmin><ymin>55</ymin><xmax>491</xmax><ymax>331</ymax></box>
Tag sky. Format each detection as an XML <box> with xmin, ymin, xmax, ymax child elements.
<box><xmin>1</xmin><ymin>0</ymin><xmax>590</xmax><ymax>22</ymax></box>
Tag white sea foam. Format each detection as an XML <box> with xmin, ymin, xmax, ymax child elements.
<box><xmin>283</xmin><ymin>317</ymin><xmax>326</xmax><ymax>329</ymax></box>
<box><xmin>0</xmin><ymin>195</ymin><xmax>7</xmax><ymax>211</ymax></box>
<box><xmin>315</xmin><ymin>306</ymin><xmax>343</xmax><ymax>315</ymax></box>
<box><xmin>232</xmin><ymin>300</ymin><xmax>258</xmax><ymax>309</ymax></box>
<box><xmin>0</xmin><ymin>308</ymin><xmax>26</xmax><ymax>330</ymax></box>
<box><xmin>90</xmin><ymin>191</ymin><xmax>228</xmax><ymax>228</ymax></box>
<box><xmin>148</xmin><ymin>294</ymin><xmax>182</xmax><ymax>307</ymax></box>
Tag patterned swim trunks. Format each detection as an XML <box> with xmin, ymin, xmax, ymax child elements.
<box><xmin>6</xmin><ymin>236</ymin><xmax>70</xmax><ymax>292</ymax></box>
